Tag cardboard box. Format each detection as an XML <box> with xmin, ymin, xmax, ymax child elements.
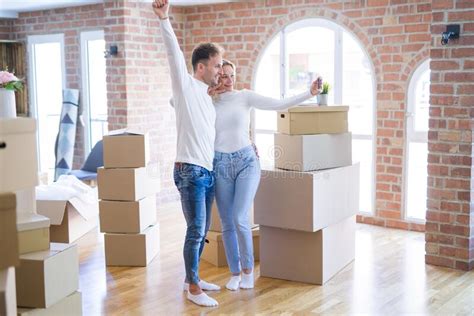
<box><xmin>0</xmin><ymin>267</ymin><xmax>17</xmax><ymax>316</ymax></box>
<box><xmin>277</xmin><ymin>105</ymin><xmax>348</xmax><ymax>135</ymax></box>
<box><xmin>97</xmin><ymin>166</ymin><xmax>160</xmax><ymax>201</ymax></box>
<box><xmin>260</xmin><ymin>216</ymin><xmax>356</xmax><ymax>285</ymax></box>
<box><xmin>100</xmin><ymin>195</ymin><xmax>157</xmax><ymax>234</ymax></box>
<box><xmin>37</xmin><ymin>197</ymin><xmax>99</xmax><ymax>243</ymax></box>
<box><xmin>0</xmin><ymin>118</ymin><xmax>39</xmax><ymax>192</ymax></box>
<box><xmin>209</xmin><ymin>201</ymin><xmax>258</xmax><ymax>233</ymax></box>
<box><xmin>0</xmin><ymin>193</ymin><xmax>19</xmax><ymax>269</ymax></box>
<box><xmin>105</xmin><ymin>224</ymin><xmax>160</xmax><ymax>267</ymax></box>
<box><xmin>254</xmin><ymin>163</ymin><xmax>359</xmax><ymax>232</ymax></box>
<box><xmin>103</xmin><ymin>129</ymin><xmax>150</xmax><ymax>168</ymax></box>
<box><xmin>274</xmin><ymin>132</ymin><xmax>352</xmax><ymax>171</ymax></box>
<box><xmin>17</xmin><ymin>213</ymin><xmax>50</xmax><ymax>255</ymax></box>
<box><xmin>16</xmin><ymin>187</ymin><xmax>37</xmax><ymax>214</ymax></box>
<box><xmin>16</xmin><ymin>243</ymin><xmax>79</xmax><ymax>308</ymax></box>
<box><xmin>201</xmin><ymin>228</ymin><xmax>260</xmax><ymax>267</ymax></box>
<box><xmin>17</xmin><ymin>291</ymin><xmax>82</xmax><ymax>316</ymax></box>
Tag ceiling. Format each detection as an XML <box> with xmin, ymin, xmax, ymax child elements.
<box><xmin>0</xmin><ymin>0</ymin><xmax>238</xmax><ymax>18</ymax></box>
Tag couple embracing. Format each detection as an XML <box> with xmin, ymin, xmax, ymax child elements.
<box><xmin>152</xmin><ymin>0</ymin><xmax>322</xmax><ymax>307</ymax></box>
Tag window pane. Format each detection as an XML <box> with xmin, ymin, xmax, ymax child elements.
<box><xmin>406</xmin><ymin>142</ymin><xmax>428</xmax><ymax>220</ymax></box>
<box><xmin>33</xmin><ymin>42</ymin><xmax>63</xmax><ymax>179</ymax></box>
<box><xmin>255</xmin><ymin>35</ymin><xmax>280</xmax><ymax>131</ymax></box>
<box><xmin>86</xmin><ymin>38</ymin><xmax>108</xmax><ymax>147</ymax></box>
<box><xmin>353</xmin><ymin>139</ymin><xmax>373</xmax><ymax>214</ymax></box>
<box><xmin>254</xmin><ymin>133</ymin><xmax>274</xmax><ymax>169</ymax></box>
<box><xmin>414</xmin><ymin>69</ymin><xmax>430</xmax><ymax>133</ymax></box>
<box><xmin>287</xmin><ymin>26</ymin><xmax>334</xmax><ymax>104</ymax></box>
<box><xmin>342</xmin><ymin>32</ymin><xmax>374</xmax><ymax>136</ymax></box>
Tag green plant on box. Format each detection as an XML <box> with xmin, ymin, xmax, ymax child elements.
<box><xmin>321</xmin><ymin>82</ymin><xmax>330</xmax><ymax>95</ymax></box>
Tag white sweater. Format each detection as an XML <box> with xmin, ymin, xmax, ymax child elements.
<box><xmin>214</xmin><ymin>90</ymin><xmax>313</xmax><ymax>153</ymax></box>
<box><xmin>160</xmin><ymin>19</ymin><xmax>216</xmax><ymax>171</ymax></box>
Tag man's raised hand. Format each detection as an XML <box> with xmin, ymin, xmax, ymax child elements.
<box><xmin>152</xmin><ymin>0</ymin><xmax>170</xmax><ymax>19</ymax></box>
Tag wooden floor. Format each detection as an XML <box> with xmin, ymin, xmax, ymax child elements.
<box><xmin>76</xmin><ymin>203</ymin><xmax>474</xmax><ymax>315</ymax></box>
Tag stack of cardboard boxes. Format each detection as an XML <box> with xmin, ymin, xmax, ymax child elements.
<box><xmin>1</xmin><ymin>118</ymin><xmax>82</xmax><ymax>315</ymax></box>
<box><xmin>255</xmin><ymin>105</ymin><xmax>360</xmax><ymax>285</ymax></box>
<box><xmin>202</xmin><ymin>202</ymin><xmax>260</xmax><ymax>267</ymax></box>
<box><xmin>98</xmin><ymin>130</ymin><xmax>160</xmax><ymax>267</ymax></box>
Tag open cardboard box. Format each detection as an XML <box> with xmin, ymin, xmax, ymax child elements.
<box><xmin>37</xmin><ymin>196</ymin><xmax>99</xmax><ymax>244</ymax></box>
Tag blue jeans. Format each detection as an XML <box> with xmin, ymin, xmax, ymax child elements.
<box><xmin>213</xmin><ymin>145</ymin><xmax>261</xmax><ymax>274</ymax></box>
<box><xmin>173</xmin><ymin>163</ymin><xmax>215</xmax><ymax>284</ymax></box>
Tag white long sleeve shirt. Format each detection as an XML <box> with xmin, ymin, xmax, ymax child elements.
<box><xmin>160</xmin><ymin>18</ymin><xmax>216</xmax><ymax>171</ymax></box>
<box><xmin>214</xmin><ymin>90</ymin><xmax>313</xmax><ymax>153</ymax></box>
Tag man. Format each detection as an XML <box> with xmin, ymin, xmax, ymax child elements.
<box><xmin>152</xmin><ymin>0</ymin><xmax>223</xmax><ymax>307</ymax></box>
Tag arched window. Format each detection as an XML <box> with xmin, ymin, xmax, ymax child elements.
<box><xmin>405</xmin><ymin>60</ymin><xmax>430</xmax><ymax>221</ymax></box>
<box><xmin>252</xmin><ymin>18</ymin><xmax>375</xmax><ymax>214</ymax></box>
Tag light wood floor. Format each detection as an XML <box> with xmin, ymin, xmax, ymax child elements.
<box><xmin>76</xmin><ymin>203</ymin><xmax>474</xmax><ymax>315</ymax></box>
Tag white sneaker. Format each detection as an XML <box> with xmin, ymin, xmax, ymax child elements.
<box><xmin>187</xmin><ymin>292</ymin><xmax>218</xmax><ymax>307</ymax></box>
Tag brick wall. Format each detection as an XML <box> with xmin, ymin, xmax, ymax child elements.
<box><xmin>0</xmin><ymin>19</ymin><xmax>12</xmax><ymax>40</ymax></box>
<box><xmin>426</xmin><ymin>0</ymin><xmax>474</xmax><ymax>271</ymax></box>
<box><xmin>9</xmin><ymin>4</ymin><xmax>106</xmax><ymax>170</ymax></box>
<box><xmin>181</xmin><ymin>0</ymin><xmax>431</xmax><ymax>231</ymax></box>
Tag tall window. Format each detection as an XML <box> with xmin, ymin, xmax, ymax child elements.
<box><xmin>253</xmin><ymin>19</ymin><xmax>375</xmax><ymax>214</ymax></box>
<box><xmin>405</xmin><ymin>60</ymin><xmax>430</xmax><ymax>221</ymax></box>
<box><xmin>80</xmin><ymin>30</ymin><xmax>108</xmax><ymax>154</ymax></box>
<box><xmin>28</xmin><ymin>34</ymin><xmax>66</xmax><ymax>181</ymax></box>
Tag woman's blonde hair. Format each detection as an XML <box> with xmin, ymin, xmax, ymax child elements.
<box><xmin>222</xmin><ymin>59</ymin><xmax>236</xmax><ymax>72</ymax></box>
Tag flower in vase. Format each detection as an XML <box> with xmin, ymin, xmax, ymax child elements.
<box><xmin>0</xmin><ymin>69</ymin><xmax>23</xmax><ymax>92</ymax></box>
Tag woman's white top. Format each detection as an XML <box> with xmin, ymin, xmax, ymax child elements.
<box><xmin>214</xmin><ymin>89</ymin><xmax>313</xmax><ymax>153</ymax></box>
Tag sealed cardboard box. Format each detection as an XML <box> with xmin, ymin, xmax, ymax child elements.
<box><xmin>0</xmin><ymin>193</ymin><xmax>19</xmax><ymax>269</ymax></box>
<box><xmin>16</xmin><ymin>243</ymin><xmax>79</xmax><ymax>308</ymax></box>
<box><xmin>105</xmin><ymin>224</ymin><xmax>160</xmax><ymax>267</ymax></box>
<box><xmin>103</xmin><ymin>129</ymin><xmax>150</xmax><ymax>168</ymax></box>
<box><xmin>37</xmin><ymin>197</ymin><xmax>99</xmax><ymax>243</ymax></box>
<box><xmin>16</xmin><ymin>187</ymin><xmax>37</xmax><ymax>214</ymax></box>
<box><xmin>97</xmin><ymin>166</ymin><xmax>160</xmax><ymax>201</ymax></box>
<box><xmin>201</xmin><ymin>228</ymin><xmax>260</xmax><ymax>267</ymax></box>
<box><xmin>277</xmin><ymin>105</ymin><xmax>348</xmax><ymax>135</ymax></box>
<box><xmin>260</xmin><ymin>215</ymin><xmax>356</xmax><ymax>285</ymax></box>
<box><xmin>17</xmin><ymin>291</ymin><xmax>82</xmax><ymax>316</ymax></box>
<box><xmin>254</xmin><ymin>163</ymin><xmax>359</xmax><ymax>232</ymax></box>
<box><xmin>17</xmin><ymin>213</ymin><xmax>50</xmax><ymax>255</ymax></box>
<box><xmin>274</xmin><ymin>132</ymin><xmax>352</xmax><ymax>171</ymax></box>
<box><xmin>100</xmin><ymin>195</ymin><xmax>157</xmax><ymax>234</ymax></box>
<box><xmin>0</xmin><ymin>267</ymin><xmax>17</xmax><ymax>316</ymax></box>
<box><xmin>209</xmin><ymin>201</ymin><xmax>258</xmax><ymax>233</ymax></box>
<box><xmin>0</xmin><ymin>118</ymin><xmax>39</xmax><ymax>192</ymax></box>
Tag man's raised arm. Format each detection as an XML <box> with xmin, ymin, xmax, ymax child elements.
<box><xmin>153</xmin><ymin>0</ymin><xmax>189</xmax><ymax>93</ymax></box>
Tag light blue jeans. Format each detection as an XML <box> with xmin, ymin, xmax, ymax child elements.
<box><xmin>213</xmin><ymin>145</ymin><xmax>261</xmax><ymax>274</ymax></box>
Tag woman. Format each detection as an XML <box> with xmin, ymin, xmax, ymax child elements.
<box><xmin>211</xmin><ymin>60</ymin><xmax>321</xmax><ymax>290</ymax></box>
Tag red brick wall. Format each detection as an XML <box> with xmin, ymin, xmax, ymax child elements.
<box><xmin>9</xmin><ymin>4</ymin><xmax>106</xmax><ymax>170</ymax></box>
<box><xmin>0</xmin><ymin>19</ymin><xmax>12</xmax><ymax>40</ymax></box>
<box><xmin>182</xmin><ymin>0</ymin><xmax>431</xmax><ymax>231</ymax></box>
<box><xmin>426</xmin><ymin>0</ymin><xmax>474</xmax><ymax>271</ymax></box>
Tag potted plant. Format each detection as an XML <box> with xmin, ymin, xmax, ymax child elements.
<box><xmin>317</xmin><ymin>82</ymin><xmax>330</xmax><ymax>106</ymax></box>
<box><xmin>0</xmin><ymin>68</ymin><xmax>23</xmax><ymax>118</ymax></box>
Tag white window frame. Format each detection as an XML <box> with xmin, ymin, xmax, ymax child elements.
<box><xmin>27</xmin><ymin>33</ymin><xmax>66</xmax><ymax>172</ymax></box>
<box><xmin>250</xmin><ymin>18</ymin><xmax>377</xmax><ymax>215</ymax></box>
<box><xmin>80</xmin><ymin>29</ymin><xmax>106</xmax><ymax>155</ymax></box>
<box><xmin>404</xmin><ymin>59</ymin><xmax>430</xmax><ymax>223</ymax></box>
